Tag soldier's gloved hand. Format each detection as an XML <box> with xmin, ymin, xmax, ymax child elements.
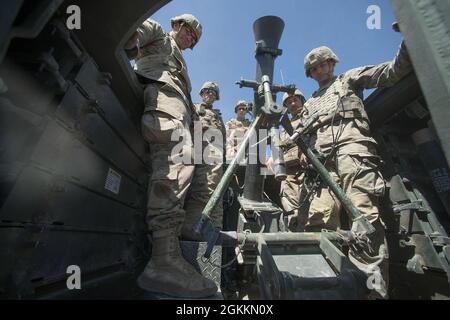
<box><xmin>350</xmin><ymin>221</ymin><xmax>375</xmax><ymax>255</ymax></box>
<box><xmin>299</xmin><ymin>152</ymin><xmax>308</xmax><ymax>169</ymax></box>
<box><xmin>337</xmin><ymin>228</ymin><xmax>373</xmax><ymax>255</ymax></box>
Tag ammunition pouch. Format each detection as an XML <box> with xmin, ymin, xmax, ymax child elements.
<box><xmin>303</xmin><ymin>96</ymin><xmax>369</xmax><ymax>135</ymax></box>
<box><xmin>337</xmin><ymin>96</ymin><xmax>368</xmax><ymax>120</ymax></box>
<box><xmin>283</xmin><ymin>145</ymin><xmax>300</xmax><ymax>167</ymax></box>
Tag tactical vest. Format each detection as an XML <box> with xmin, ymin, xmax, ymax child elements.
<box><xmin>302</xmin><ymin>74</ymin><xmax>377</xmax><ymax>153</ymax></box>
<box><xmin>226</xmin><ymin>118</ymin><xmax>251</xmax><ymax>155</ymax></box>
<box><xmin>226</xmin><ymin>118</ymin><xmax>251</xmax><ymax>130</ymax></box>
<box><xmin>227</xmin><ymin>119</ymin><xmax>250</xmax><ymax>142</ymax></box>
<box><xmin>195</xmin><ymin>103</ymin><xmax>226</xmax><ymax>163</ymax></box>
<box><xmin>280</xmin><ymin>115</ymin><xmax>302</xmax><ymax>168</ymax></box>
<box><xmin>195</xmin><ymin>103</ymin><xmax>226</xmax><ymax>136</ymax></box>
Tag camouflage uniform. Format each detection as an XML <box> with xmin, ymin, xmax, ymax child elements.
<box><xmin>133</xmin><ymin>18</ymin><xmax>209</xmax><ymax>234</ymax></box>
<box><xmin>191</xmin><ymin>101</ymin><xmax>226</xmax><ymax>230</ymax></box>
<box><xmin>301</xmin><ymin>43</ymin><xmax>412</xmax><ymax>296</ymax></box>
<box><xmin>130</xmin><ymin>16</ymin><xmax>218</xmax><ymax>298</ymax></box>
<box><xmin>225</xmin><ymin>102</ymin><xmax>251</xmax><ymax>161</ymax></box>
<box><xmin>278</xmin><ymin>90</ymin><xmax>307</xmax><ymax>231</ymax></box>
<box><xmin>182</xmin><ymin>81</ymin><xmax>226</xmax><ymax>233</ymax></box>
<box><xmin>301</xmin><ymin>42</ymin><xmax>412</xmax><ymax>232</ymax></box>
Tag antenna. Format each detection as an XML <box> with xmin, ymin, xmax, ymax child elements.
<box><xmin>280</xmin><ymin>69</ymin><xmax>285</xmax><ymax>85</ymax></box>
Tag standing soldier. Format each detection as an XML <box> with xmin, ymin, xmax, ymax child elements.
<box><xmin>300</xmin><ymin>25</ymin><xmax>412</xmax><ymax>296</ymax></box>
<box><xmin>182</xmin><ymin>82</ymin><xmax>226</xmax><ymax>239</ymax></box>
<box><xmin>266</xmin><ymin>89</ymin><xmax>307</xmax><ymax>231</ymax></box>
<box><xmin>124</xmin><ymin>14</ymin><xmax>217</xmax><ymax>298</ymax></box>
<box><xmin>279</xmin><ymin>89</ymin><xmax>307</xmax><ymax>231</ymax></box>
<box><xmin>225</xmin><ymin>100</ymin><xmax>251</xmax><ymax>162</ymax></box>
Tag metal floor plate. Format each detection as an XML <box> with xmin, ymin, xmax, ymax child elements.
<box><xmin>273</xmin><ymin>254</ymin><xmax>336</xmax><ymax>278</ymax></box>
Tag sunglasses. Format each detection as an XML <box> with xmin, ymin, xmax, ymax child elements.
<box><xmin>237</xmin><ymin>108</ymin><xmax>246</xmax><ymax>111</ymax></box>
<box><xmin>202</xmin><ymin>89</ymin><xmax>217</xmax><ymax>96</ymax></box>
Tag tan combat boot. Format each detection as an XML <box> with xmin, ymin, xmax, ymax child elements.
<box><xmin>137</xmin><ymin>228</ymin><xmax>218</xmax><ymax>298</ymax></box>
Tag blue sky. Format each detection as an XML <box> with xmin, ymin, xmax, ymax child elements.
<box><xmin>152</xmin><ymin>0</ymin><xmax>402</xmax><ymax>123</ymax></box>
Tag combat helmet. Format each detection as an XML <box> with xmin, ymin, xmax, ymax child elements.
<box><xmin>234</xmin><ymin>100</ymin><xmax>247</xmax><ymax>113</ymax></box>
<box><xmin>170</xmin><ymin>14</ymin><xmax>202</xmax><ymax>49</ymax></box>
<box><xmin>199</xmin><ymin>82</ymin><xmax>220</xmax><ymax>100</ymax></box>
<box><xmin>282</xmin><ymin>89</ymin><xmax>306</xmax><ymax>106</ymax></box>
<box><xmin>304</xmin><ymin>46</ymin><xmax>339</xmax><ymax>77</ymax></box>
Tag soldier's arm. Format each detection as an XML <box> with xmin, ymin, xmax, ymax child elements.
<box><xmin>225</xmin><ymin>122</ymin><xmax>232</xmax><ymax>140</ymax></box>
<box><xmin>124</xmin><ymin>19</ymin><xmax>165</xmax><ymax>59</ymax></box>
<box><xmin>347</xmin><ymin>41</ymin><xmax>412</xmax><ymax>89</ymax></box>
<box><xmin>225</xmin><ymin>134</ymin><xmax>233</xmax><ymax>159</ymax></box>
<box><xmin>137</xmin><ymin>19</ymin><xmax>165</xmax><ymax>47</ymax></box>
<box><xmin>225</xmin><ymin>125</ymin><xmax>236</xmax><ymax>158</ymax></box>
<box><xmin>219</xmin><ymin>116</ymin><xmax>227</xmax><ymax>144</ymax></box>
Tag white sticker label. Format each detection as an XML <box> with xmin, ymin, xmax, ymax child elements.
<box><xmin>105</xmin><ymin>168</ymin><xmax>121</xmax><ymax>194</ymax></box>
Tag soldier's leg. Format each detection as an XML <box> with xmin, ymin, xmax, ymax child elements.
<box><xmin>336</xmin><ymin>152</ymin><xmax>386</xmax><ymax>247</ymax></box>
<box><xmin>207</xmin><ymin>162</ymin><xmax>224</xmax><ymax>229</ymax></box>
<box><xmin>142</xmin><ymin>111</ymin><xmax>194</xmax><ymax>232</ymax></box>
<box><xmin>280</xmin><ymin>174</ymin><xmax>301</xmax><ymax>231</ymax></box>
<box><xmin>296</xmin><ymin>172</ymin><xmax>310</xmax><ymax>231</ymax></box>
<box><xmin>181</xmin><ymin>162</ymin><xmax>210</xmax><ymax>240</ymax></box>
<box><xmin>304</xmin><ymin>169</ymin><xmax>342</xmax><ymax>232</ymax></box>
<box><xmin>139</xmin><ymin>101</ymin><xmax>216</xmax><ymax>297</ymax></box>
<box><xmin>182</xmin><ymin>140</ymin><xmax>224</xmax><ymax>239</ymax></box>
<box><xmin>336</xmin><ymin>151</ymin><xmax>388</xmax><ymax>298</ymax></box>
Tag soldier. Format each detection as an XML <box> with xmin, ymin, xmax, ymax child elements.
<box><xmin>124</xmin><ymin>14</ymin><xmax>217</xmax><ymax>298</ymax></box>
<box><xmin>267</xmin><ymin>89</ymin><xmax>307</xmax><ymax>231</ymax></box>
<box><xmin>300</xmin><ymin>25</ymin><xmax>412</xmax><ymax>296</ymax></box>
<box><xmin>182</xmin><ymin>82</ymin><xmax>226</xmax><ymax>238</ymax></box>
<box><xmin>280</xmin><ymin>90</ymin><xmax>308</xmax><ymax>231</ymax></box>
<box><xmin>225</xmin><ymin>100</ymin><xmax>251</xmax><ymax>162</ymax></box>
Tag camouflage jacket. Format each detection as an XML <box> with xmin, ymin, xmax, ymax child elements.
<box><xmin>195</xmin><ymin>103</ymin><xmax>226</xmax><ymax>137</ymax></box>
<box><xmin>279</xmin><ymin>114</ymin><xmax>303</xmax><ymax>168</ymax></box>
<box><xmin>225</xmin><ymin>118</ymin><xmax>251</xmax><ymax>158</ymax></box>
<box><xmin>132</xmin><ymin>19</ymin><xmax>193</xmax><ymax>111</ymax></box>
<box><xmin>195</xmin><ymin>103</ymin><xmax>226</xmax><ymax>163</ymax></box>
<box><xmin>301</xmin><ymin>41</ymin><xmax>412</xmax><ymax>155</ymax></box>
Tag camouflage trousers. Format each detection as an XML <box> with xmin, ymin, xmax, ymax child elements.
<box><xmin>304</xmin><ymin>144</ymin><xmax>389</xmax><ymax>297</ymax></box>
<box><xmin>304</xmin><ymin>148</ymin><xmax>385</xmax><ymax>232</ymax></box>
<box><xmin>279</xmin><ymin>165</ymin><xmax>308</xmax><ymax>231</ymax></box>
<box><xmin>195</xmin><ymin>161</ymin><xmax>224</xmax><ymax>229</ymax></box>
<box><xmin>141</xmin><ymin>110</ymin><xmax>209</xmax><ymax>236</ymax></box>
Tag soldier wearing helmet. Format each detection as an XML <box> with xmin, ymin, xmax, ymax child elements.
<box><xmin>299</xmin><ymin>24</ymin><xmax>412</xmax><ymax>297</ymax></box>
<box><xmin>282</xmin><ymin>89</ymin><xmax>306</xmax><ymax>116</ymax></box>
<box><xmin>182</xmin><ymin>82</ymin><xmax>226</xmax><ymax>239</ymax></box>
<box><xmin>170</xmin><ymin>14</ymin><xmax>202</xmax><ymax>50</ymax></box>
<box><xmin>124</xmin><ymin>15</ymin><xmax>217</xmax><ymax>298</ymax></box>
<box><xmin>225</xmin><ymin>100</ymin><xmax>251</xmax><ymax>161</ymax></box>
<box><xmin>267</xmin><ymin>89</ymin><xmax>307</xmax><ymax>231</ymax></box>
